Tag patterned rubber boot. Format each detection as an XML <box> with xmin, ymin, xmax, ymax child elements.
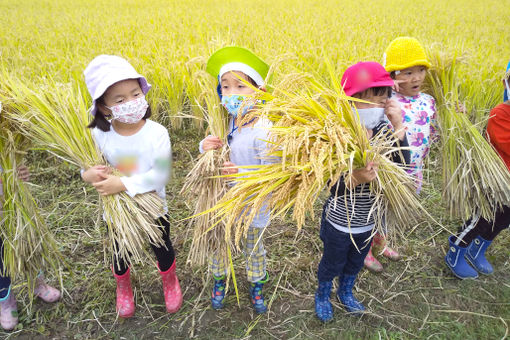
<box><xmin>445</xmin><ymin>235</ymin><xmax>478</xmax><ymax>279</ymax></box>
<box><xmin>364</xmin><ymin>246</ymin><xmax>383</xmax><ymax>272</ymax></box>
<box><xmin>314</xmin><ymin>281</ymin><xmax>333</xmax><ymax>322</ymax></box>
<box><xmin>337</xmin><ymin>275</ymin><xmax>365</xmax><ymax>315</ymax></box>
<box><xmin>466</xmin><ymin>236</ymin><xmax>494</xmax><ymax>275</ymax></box>
<box><xmin>113</xmin><ymin>267</ymin><xmax>135</xmax><ymax>318</ymax></box>
<box><xmin>158</xmin><ymin>260</ymin><xmax>183</xmax><ymax>313</ymax></box>
<box><xmin>211</xmin><ymin>275</ymin><xmax>226</xmax><ymax>310</ymax></box>
<box><xmin>34</xmin><ymin>274</ymin><xmax>61</xmax><ymax>303</ymax></box>
<box><xmin>250</xmin><ymin>273</ymin><xmax>268</xmax><ymax>314</ymax></box>
<box><xmin>0</xmin><ymin>290</ymin><xmax>18</xmax><ymax>331</ymax></box>
<box><xmin>373</xmin><ymin>233</ymin><xmax>401</xmax><ymax>261</ymax></box>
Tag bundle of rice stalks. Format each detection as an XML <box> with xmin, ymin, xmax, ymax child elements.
<box><xmin>205</xmin><ymin>67</ymin><xmax>428</xmax><ymax>250</ymax></box>
<box><xmin>0</xmin><ymin>74</ymin><xmax>166</xmax><ymax>268</ymax></box>
<box><xmin>426</xmin><ymin>51</ymin><xmax>510</xmax><ymax>220</ymax></box>
<box><xmin>0</xmin><ymin>100</ymin><xmax>61</xmax><ymax>295</ymax></box>
<box><xmin>181</xmin><ymin>86</ymin><xmax>230</xmax><ymax>267</ymax></box>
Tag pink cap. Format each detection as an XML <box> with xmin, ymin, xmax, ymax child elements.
<box><xmin>341</xmin><ymin>62</ymin><xmax>394</xmax><ymax>97</ymax></box>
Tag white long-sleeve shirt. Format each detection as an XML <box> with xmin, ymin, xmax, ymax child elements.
<box><xmin>92</xmin><ymin>120</ymin><xmax>171</xmax><ymax>204</ymax></box>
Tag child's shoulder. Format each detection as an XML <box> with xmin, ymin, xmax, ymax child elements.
<box><xmin>491</xmin><ymin>102</ymin><xmax>510</xmax><ymax>115</ymax></box>
<box><xmin>418</xmin><ymin>92</ymin><xmax>436</xmax><ymax>103</ymax></box>
<box><xmin>144</xmin><ymin>119</ymin><xmax>169</xmax><ymax>135</ymax></box>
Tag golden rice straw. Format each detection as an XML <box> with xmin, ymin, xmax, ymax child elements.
<box><xmin>0</xmin><ymin>98</ymin><xmax>61</xmax><ymax>297</ymax></box>
<box><xmin>426</xmin><ymin>51</ymin><xmax>510</xmax><ymax>221</ymax></box>
<box><xmin>181</xmin><ymin>81</ymin><xmax>230</xmax><ymax>267</ymax></box>
<box><xmin>202</xmin><ymin>65</ymin><xmax>429</xmax><ymax>250</ymax></box>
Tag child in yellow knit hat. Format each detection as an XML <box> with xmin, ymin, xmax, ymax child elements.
<box><xmin>363</xmin><ymin>37</ymin><xmax>437</xmax><ymax>273</ymax></box>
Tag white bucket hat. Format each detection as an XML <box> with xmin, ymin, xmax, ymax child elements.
<box><xmin>84</xmin><ymin>55</ymin><xmax>151</xmax><ymax>115</ymax></box>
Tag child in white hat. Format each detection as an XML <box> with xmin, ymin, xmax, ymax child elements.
<box><xmin>82</xmin><ymin>55</ymin><xmax>182</xmax><ymax>318</ymax></box>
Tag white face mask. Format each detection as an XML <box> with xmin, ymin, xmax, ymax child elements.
<box><xmin>107</xmin><ymin>96</ymin><xmax>148</xmax><ymax>124</ymax></box>
<box><xmin>354</xmin><ymin>107</ymin><xmax>386</xmax><ymax>129</ymax></box>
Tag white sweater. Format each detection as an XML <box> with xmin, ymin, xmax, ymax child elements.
<box><xmin>92</xmin><ymin>120</ymin><xmax>171</xmax><ymax>203</ymax></box>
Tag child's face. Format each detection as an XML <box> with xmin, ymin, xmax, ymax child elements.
<box><xmin>102</xmin><ymin>79</ymin><xmax>143</xmax><ymax>110</ymax></box>
<box><xmin>394</xmin><ymin>65</ymin><xmax>427</xmax><ymax>97</ymax></box>
<box><xmin>353</xmin><ymin>93</ymin><xmax>388</xmax><ymax>109</ymax></box>
<box><xmin>220</xmin><ymin>71</ymin><xmax>257</xmax><ymax>96</ymax></box>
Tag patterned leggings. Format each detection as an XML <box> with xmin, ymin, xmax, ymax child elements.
<box><xmin>210</xmin><ymin>226</ymin><xmax>267</xmax><ymax>283</ymax></box>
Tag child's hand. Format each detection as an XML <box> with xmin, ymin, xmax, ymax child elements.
<box><xmin>221</xmin><ymin>161</ymin><xmax>238</xmax><ymax>175</ymax></box>
<box><xmin>16</xmin><ymin>166</ymin><xmax>30</xmax><ymax>182</ymax></box>
<box><xmin>456</xmin><ymin>102</ymin><xmax>467</xmax><ymax>114</ymax></box>
<box><xmin>385</xmin><ymin>99</ymin><xmax>406</xmax><ymax>140</ymax></box>
<box><xmin>202</xmin><ymin>136</ymin><xmax>223</xmax><ymax>151</ymax></box>
<box><xmin>349</xmin><ymin>162</ymin><xmax>378</xmax><ymax>188</ymax></box>
<box><xmin>392</xmin><ymin>79</ymin><xmax>406</xmax><ymax>93</ymax></box>
<box><xmin>82</xmin><ymin>165</ymin><xmax>110</xmax><ymax>183</ymax></box>
<box><xmin>92</xmin><ymin>175</ymin><xmax>126</xmax><ymax>196</ymax></box>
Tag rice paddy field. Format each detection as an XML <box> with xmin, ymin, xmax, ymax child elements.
<box><xmin>1</xmin><ymin>0</ymin><xmax>510</xmax><ymax>339</ymax></box>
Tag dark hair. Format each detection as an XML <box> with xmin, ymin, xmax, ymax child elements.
<box><xmin>352</xmin><ymin>86</ymin><xmax>392</xmax><ymax>100</ymax></box>
<box><xmin>87</xmin><ymin>95</ymin><xmax>152</xmax><ymax>132</ymax></box>
<box><xmin>216</xmin><ymin>73</ymin><xmax>259</xmax><ymax>99</ymax></box>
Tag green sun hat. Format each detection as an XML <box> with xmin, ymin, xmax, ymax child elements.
<box><xmin>206</xmin><ymin>46</ymin><xmax>269</xmax><ymax>86</ymax></box>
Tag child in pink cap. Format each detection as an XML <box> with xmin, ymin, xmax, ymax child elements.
<box><xmin>360</xmin><ymin>37</ymin><xmax>438</xmax><ymax>273</ymax></box>
<box><xmin>81</xmin><ymin>55</ymin><xmax>182</xmax><ymax>318</ymax></box>
<box><xmin>314</xmin><ymin>62</ymin><xmax>409</xmax><ymax>321</ymax></box>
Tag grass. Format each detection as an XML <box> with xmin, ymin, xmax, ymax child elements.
<box><xmin>2</xmin><ymin>128</ymin><xmax>508</xmax><ymax>340</ymax></box>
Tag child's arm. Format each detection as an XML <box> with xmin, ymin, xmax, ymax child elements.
<box><xmin>199</xmin><ymin>136</ymin><xmax>223</xmax><ymax>153</ymax></box>
<box><xmin>81</xmin><ymin>165</ymin><xmax>110</xmax><ymax>183</ymax></box>
<box><xmin>385</xmin><ymin>99</ymin><xmax>406</xmax><ymax>141</ymax></box>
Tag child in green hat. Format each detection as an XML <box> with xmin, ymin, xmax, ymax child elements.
<box><xmin>200</xmin><ymin>46</ymin><xmax>273</xmax><ymax>314</ymax></box>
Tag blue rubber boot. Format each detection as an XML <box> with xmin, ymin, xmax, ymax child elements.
<box><xmin>250</xmin><ymin>273</ymin><xmax>268</xmax><ymax>314</ymax></box>
<box><xmin>466</xmin><ymin>236</ymin><xmax>494</xmax><ymax>275</ymax></box>
<box><xmin>211</xmin><ymin>275</ymin><xmax>226</xmax><ymax>310</ymax></box>
<box><xmin>314</xmin><ymin>281</ymin><xmax>333</xmax><ymax>322</ymax></box>
<box><xmin>337</xmin><ymin>275</ymin><xmax>365</xmax><ymax>315</ymax></box>
<box><xmin>445</xmin><ymin>235</ymin><xmax>478</xmax><ymax>279</ymax></box>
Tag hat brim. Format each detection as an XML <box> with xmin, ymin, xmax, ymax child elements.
<box><xmin>385</xmin><ymin>60</ymin><xmax>432</xmax><ymax>73</ymax></box>
<box><xmin>206</xmin><ymin>46</ymin><xmax>269</xmax><ymax>81</ymax></box>
<box><xmin>344</xmin><ymin>79</ymin><xmax>395</xmax><ymax>97</ymax></box>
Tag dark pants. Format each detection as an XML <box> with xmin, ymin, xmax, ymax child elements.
<box><xmin>113</xmin><ymin>215</ymin><xmax>175</xmax><ymax>275</ymax></box>
<box><xmin>0</xmin><ymin>238</ymin><xmax>11</xmax><ymax>299</ymax></box>
<box><xmin>317</xmin><ymin>215</ymin><xmax>372</xmax><ymax>282</ymax></box>
<box><xmin>455</xmin><ymin>205</ymin><xmax>510</xmax><ymax>246</ymax></box>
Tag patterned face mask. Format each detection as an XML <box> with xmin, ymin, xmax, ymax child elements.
<box><xmin>221</xmin><ymin>94</ymin><xmax>256</xmax><ymax>117</ymax></box>
<box><xmin>108</xmin><ymin>96</ymin><xmax>148</xmax><ymax>124</ymax></box>
<box><xmin>354</xmin><ymin>107</ymin><xmax>386</xmax><ymax>129</ymax></box>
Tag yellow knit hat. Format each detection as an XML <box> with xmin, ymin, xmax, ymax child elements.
<box><xmin>383</xmin><ymin>37</ymin><xmax>431</xmax><ymax>73</ymax></box>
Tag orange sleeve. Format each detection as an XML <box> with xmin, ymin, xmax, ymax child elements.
<box><xmin>486</xmin><ymin>105</ymin><xmax>510</xmax><ymax>168</ymax></box>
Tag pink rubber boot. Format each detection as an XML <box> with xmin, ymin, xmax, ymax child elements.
<box><xmin>364</xmin><ymin>245</ymin><xmax>383</xmax><ymax>272</ymax></box>
<box><xmin>34</xmin><ymin>275</ymin><xmax>61</xmax><ymax>303</ymax></box>
<box><xmin>158</xmin><ymin>260</ymin><xmax>182</xmax><ymax>313</ymax></box>
<box><xmin>0</xmin><ymin>291</ymin><xmax>18</xmax><ymax>331</ymax></box>
<box><xmin>373</xmin><ymin>233</ymin><xmax>402</xmax><ymax>261</ymax></box>
<box><xmin>113</xmin><ymin>268</ymin><xmax>135</xmax><ymax>318</ymax></box>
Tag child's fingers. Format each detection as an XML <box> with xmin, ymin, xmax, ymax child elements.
<box><xmin>392</xmin><ymin>79</ymin><xmax>405</xmax><ymax>92</ymax></box>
